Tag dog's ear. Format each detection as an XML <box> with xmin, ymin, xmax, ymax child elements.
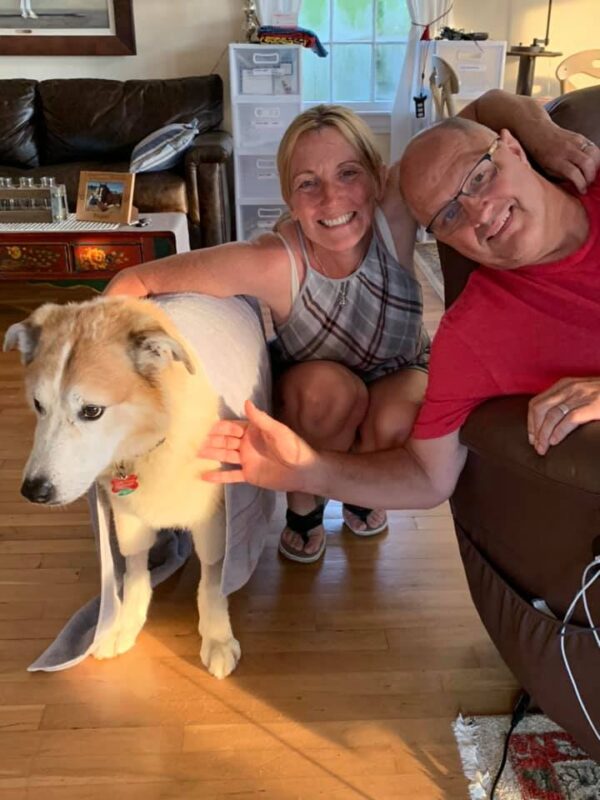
<box><xmin>3</xmin><ymin>321</ymin><xmax>41</xmax><ymax>365</ymax></box>
<box><xmin>129</xmin><ymin>328</ymin><xmax>195</xmax><ymax>377</ymax></box>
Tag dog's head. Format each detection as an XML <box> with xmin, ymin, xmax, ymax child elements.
<box><xmin>3</xmin><ymin>297</ymin><xmax>194</xmax><ymax>506</ymax></box>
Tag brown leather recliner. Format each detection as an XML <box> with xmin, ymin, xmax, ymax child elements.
<box><xmin>437</xmin><ymin>84</ymin><xmax>600</xmax><ymax>760</ymax></box>
<box><xmin>0</xmin><ymin>76</ymin><xmax>232</xmax><ymax>249</ymax></box>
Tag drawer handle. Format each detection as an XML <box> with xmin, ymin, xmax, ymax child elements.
<box><xmin>253</xmin><ymin>52</ymin><xmax>280</xmax><ymax>65</ymax></box>
<box><xmin>254</xmin><ymin>106</ymin><xmax>281</xmax><ymax>119</ymax></box>
<box><xmin>256</xmin><ymin>159</ymin><xmax>276</xmax><ymax>169</ymax></box>
<box><xmin>257</xmin><ymin>208</ymin><xmax>283</xmax><ymax>219</ymax></box>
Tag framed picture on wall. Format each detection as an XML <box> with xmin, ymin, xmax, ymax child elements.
<box><xmin>0</xmin><ymin>0</ymin><xmax>135</xmax><ymax>55</ymax></box>
<box><xmin>76</xmin><ymin>171</ymin><xmax>136</xmax><ymax>225</ymax></box>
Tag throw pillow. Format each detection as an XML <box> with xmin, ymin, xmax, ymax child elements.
<box><xmin>129</xmin><ymin>121</ymin><xmax>199</xmax><ymax>173</ymax></box>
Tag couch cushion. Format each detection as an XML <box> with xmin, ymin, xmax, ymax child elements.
<box><xmin>0</xmin><ymin>79</ymin><xmax>39</xmax><ymax>168</ymax></box>
<box><xmin>38</xmin><ymin>76</ymin><xmax>223</xmax><ymax>165</ymax></box>
<box><xmin>134</xmin><ymin>171</ymin><xmax>188</xmax><ymax>214</ymax></box>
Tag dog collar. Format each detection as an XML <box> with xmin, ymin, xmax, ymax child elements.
<box><xmin>110</xmin><ymin>437</ymin><xmax>166</xmax><ymax>496</ymax></box>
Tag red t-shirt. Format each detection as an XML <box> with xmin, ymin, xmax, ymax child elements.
<box><xmin>412</xmin><ymin>178</ymin><xmax>600</xmax><ymax>439</ymax></box>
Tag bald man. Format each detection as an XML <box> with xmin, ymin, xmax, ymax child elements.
<box><xmin>200</xmin><ymin>116</ymin><xmax>600</xmax><ymax>512</ymax></box>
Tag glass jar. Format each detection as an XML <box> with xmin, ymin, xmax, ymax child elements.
<box><xmin>50</xmin><ymin>184</ymin><xmax>68</xmax><ymax>222</ymax></box>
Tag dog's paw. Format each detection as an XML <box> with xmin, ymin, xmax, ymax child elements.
<box><xmin>92</xmin><ymin>627</ymin><xmax>138</xmax><ymax>660</ymax></box>
<box><xmin>200</xmin><ymin>636</ymin><xmax>241</xmax><ymax>679</ymax></box>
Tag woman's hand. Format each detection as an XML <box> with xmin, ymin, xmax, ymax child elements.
<box><xmin>528</xmin><ymin>377</ymin><xmax>600</xmax><ymax>455</ymax></box>
<box><xmin>103</xmin><ymin>268</ymin><xmax>149</xmax><ymax>298</ymax></box>
<box><xmin>526</xmin><ymin>125</ymin><xmax>600</xmax><ymax>194</ymax></box>
<box><xmin>199</xmin><ymin>399</ymin><xmax>320</xmax><ymax>493</ymax></box>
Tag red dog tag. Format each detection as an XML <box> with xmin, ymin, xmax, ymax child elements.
<box><xmin>111</xmin><ymin>474</ymin><xmax>139</xmax><ymax>495</ymax></box>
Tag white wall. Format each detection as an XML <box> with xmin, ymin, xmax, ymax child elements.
<box><xmin>0</xmin><ymin>0</ymin><xmax>243</xmax><ymax>85</ymax></box>
<box><xmin>454</xmin><ymin>0</ymin><xmax>600</xmax><ymax>97</ymax></box>
<box><xmin>0</xmin><ymin>0</ymin><xmax>598</xmax><ymax>157</ymax></box>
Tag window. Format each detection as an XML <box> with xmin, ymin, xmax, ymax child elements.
<box><xmin>299</xmin><ymin>0</ymin><xmax>410</xmax><ymax>109</ymax></box>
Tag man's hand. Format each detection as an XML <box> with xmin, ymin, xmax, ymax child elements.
<box><xmin>199</xmin><ymin>399</ymin><xmax>320</xmax><ymax>492</ymax></box>
<box><xmin>526</xmin><ymin>126</ymin><xmax>600</xmax><ymax>194</ymax></box>
<box><xmin>528</xmin><ymin>377</ymin><xmax>600</xmax><ymax>455</ymax></box>
<box><xmin>460</xmin><ymin>91</ymin><xmax>599</xmax><ymax>194</ymax></box>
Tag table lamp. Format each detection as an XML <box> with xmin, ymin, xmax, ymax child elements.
<box><xmin>511</xmin><ymin>0</ymin><xmax>553</xmax><ymax>54</ymax></box>
<box><xmin>507</xmin><ymin>0</ymin><xmax>561</xmax><ymax>95</ymax></box>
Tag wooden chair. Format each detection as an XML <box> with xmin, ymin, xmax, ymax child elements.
<box><xmin>555</xmin><ymin>49</ymin><xmax>600</xmax><ymax>94</ymax></box>
<box><xmin>429</xmin><ymin>55</ymin><xmax>460</xmax><ymax>119</ymax></box>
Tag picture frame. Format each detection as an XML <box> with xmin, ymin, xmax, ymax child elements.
<box><xmin>76</xmin><ymin>171</ymin><xmax>136</xmax><ymax>225</ymax></box>
<box><xmin>0</xmin><ymin>0</ymin><xmax>135</xmax><ymax>56</ymax></box>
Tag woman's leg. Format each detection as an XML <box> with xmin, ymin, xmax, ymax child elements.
<box><xmin>344</xmin><ymin>368</ymin><xmax>428</xmax><ymax>533</ymax></box>
<box><xmin>275</xmin><ymin>361</ymin><xmax>369</xmax><ymax>559</ymax></box>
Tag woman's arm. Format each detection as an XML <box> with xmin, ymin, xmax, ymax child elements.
<box><xmin>460</xmin><ymin>89</ymin><xmax>600</xmax><ymax>193</ymax></box>
<box><xmin>104</xmin><ymin>235</ymin><xmax>290</xmax><ymax>315</ymax></box>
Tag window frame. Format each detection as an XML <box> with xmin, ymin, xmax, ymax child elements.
<box><xmin>299</xmin><ymin>0</ymin><xmax>409</xmax><ymax>125</ymax></box>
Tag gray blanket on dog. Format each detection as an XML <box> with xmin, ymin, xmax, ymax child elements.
<box><xmin>29</xmin><ymin>294</ymin><xmax>275</xmax><ymax>671</ymax></box>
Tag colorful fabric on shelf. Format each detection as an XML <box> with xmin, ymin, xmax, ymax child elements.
<box><xmin>257</xmin><ymin>26</ymin><xmax>328</xmax><ymax>57</ymax></box>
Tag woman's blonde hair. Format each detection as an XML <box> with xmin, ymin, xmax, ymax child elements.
<box><xmin>276</xmin><ymin>104</ymin><xmax>384</xmax><ymax>205</ymax></box>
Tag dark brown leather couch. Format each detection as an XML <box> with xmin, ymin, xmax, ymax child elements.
<box><xmin>0</xmin><ymin>76</ymin><xmax>232</xmax><ymax>249</ymax></box>
<box><xmin>437</xmin><ymin>84</ymin><xmax>600</xmax><ymax>759</ymax></box>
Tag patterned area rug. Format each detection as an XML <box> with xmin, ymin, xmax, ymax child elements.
<box><xmin>414</xmin><ymin>242</ymin><xmax>444</xmax><ymax>301</ymax></box>
<box><xmin>453</xmin><ymin>714</ymin><xmax>600</xmax><ymax>799</ymax></box>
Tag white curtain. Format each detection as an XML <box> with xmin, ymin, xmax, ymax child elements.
<box><xmin>390</xmin><ymin>0</ymin><xmax>454</xmax><ymax>162</ymax></box>
<box><xmin>255</xmin><ymin>0</ymin><xmax>303</xmax><ymax>27</ymax></box>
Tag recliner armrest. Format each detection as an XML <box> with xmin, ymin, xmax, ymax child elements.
<box><xmin>184</xmin><ymin>129</ymin><xmax>233</xmax><ymax>248</ymax></box>
<box><xmin>185</xmin><ymin>130</ymin><xmax>233</xmax><ymax>166</ymax></box>
<box><xmin>460</xmin><ymin>395</ymin><xmax>600</xmax><ymax>495</ymax></box>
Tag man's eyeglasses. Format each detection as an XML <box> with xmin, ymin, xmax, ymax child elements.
<box><xmin>425</xmin><ymin>139</ymin><xmax>500</xmax><ymax>237</ymax></box>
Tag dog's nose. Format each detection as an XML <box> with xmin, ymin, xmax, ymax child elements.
<box><xmin>21</xmin><ymin>476</ymin><xmax>56</xmax><ymax>504</ymax></box>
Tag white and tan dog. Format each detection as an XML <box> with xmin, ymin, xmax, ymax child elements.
<box><xmin>3</xmin><ymin>296</ymin><xmax>242</xmax><ymax>678</ymax></box>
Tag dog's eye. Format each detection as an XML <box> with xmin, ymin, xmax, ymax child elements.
<box><xmin>33</xmin><ymin>398</ymin><xmax>45</xmax><ymax>415</ymax></box>
<box><xmin>80</xmin><ymin>405</ymin><xmax>105</xmax><ymax>421</ymax></box>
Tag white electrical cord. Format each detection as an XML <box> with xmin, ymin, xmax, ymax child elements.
<box><xmin>559</xmin><ymin>558</ymin><xmax>600</xmax><ymax>742</ymax></box>
<box><xmin>581</xmin><ymin>560</ymin><xmax>600</xmax><ymax>648</ymax></box>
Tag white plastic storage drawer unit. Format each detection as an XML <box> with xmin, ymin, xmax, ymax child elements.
<box><xmin>231</xmin><ymin>46</ymin><xmax>300</xmax><ymax>96</ymax></box>
<box><xmin>432</xmin><ymin>40</ymin><xmax>507</xmax><ymax>101</ymax></box>
<box><xmin>237</xmin><ymin>155</ymin><xmax>283</xmax><ymax>201</ymax></box>
<box><xmin>234</xmin><ymin>100</ymin><xmax>300</xmax><ymax>151</ymax></box>
<box><xmin>239</xmin><ymin>204</ymin><xmax>287</xmax><ymax>240</ymax></box>
<box><xmin>230</xmin><ymin>43</ymin><xmax>302</xmax><ymax>241</ymax></box>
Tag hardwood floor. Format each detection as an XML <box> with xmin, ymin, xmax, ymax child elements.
<box><xmin>0</xmin><ymin>277</ymin><xmax>518</xmax><ymax>799</ymax></box>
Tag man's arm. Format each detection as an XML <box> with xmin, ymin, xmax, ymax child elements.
<box><xmin>199</xmin><ymin>400</ymin><xmax>467</xmax><ymax>510</ymax></box>
<box><xmin>316</xmin><ymin>429</ymin><xmax>466</xmax><ymax>509</ymax></box>
<box><xmin>460</xmin><ymin>89</ymin><xmax>600</xmax><ymax>193</ymax></box>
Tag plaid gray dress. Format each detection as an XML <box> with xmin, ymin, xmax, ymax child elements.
<box><xmin>270</xmin><ymin>221</ymin><xmax>430</xmax><ymax>383</ymax></box>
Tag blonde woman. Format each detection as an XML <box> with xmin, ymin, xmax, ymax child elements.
<box><xmin>105</xmin><ymin>92</ymin><xmax>584</xmax><ymax>563</ymax></box>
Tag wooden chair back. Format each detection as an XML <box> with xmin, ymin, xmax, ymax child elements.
<box><xmin>556</xmin><ymin>49</ymin><xmax>600</xmax><ymax>94</ymax></box>
<box><xmin>429</xmin><ymin>55</ymin><xmax>460</xmax><ymax>119</ymax></box>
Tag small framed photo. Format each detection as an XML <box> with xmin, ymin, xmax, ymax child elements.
<box><xmin>76</xmin><ymin>171</ymin><xmax>136</xmax><ymax>224</ymax></box>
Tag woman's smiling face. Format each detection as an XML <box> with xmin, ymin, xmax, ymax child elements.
<box><xmin>288</xmin><ymin>127</ymin><xmax>380</xmax><ymax>254</ymax></box>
